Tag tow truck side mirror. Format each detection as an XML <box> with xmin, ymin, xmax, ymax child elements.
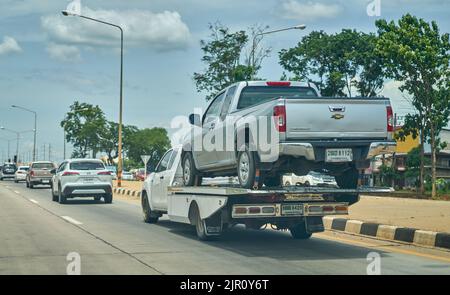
<box><xmin>189</xmin><ymin>113</ymin><xmax>201</xmax><ymax>127</ymax></box>
<box><xmin>50</xmin><ymin>169</ymin><xmax>56</xmax><ymax>175</ymax></box>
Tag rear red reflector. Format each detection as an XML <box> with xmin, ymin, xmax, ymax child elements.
<box><xmin>335</xmin><ymin>206</ymin><xmax>348</xmax><ymax>212</ymax></box>
<box><xmin>248</xmin><ymin>207</ymin><xmax>261</xmax><ymax>214</ymax></box>
<box><xmin>266</xmin><ymin>81</ymin><xmax>291</xmax><ymax>87</ymax></box>
<box><xmin>98</xmin><ymin>171</ymin><xmax>112</xmax><ymax>175</ymax></box>
<box><xmin>323</xmin><ymin>206</ymin><xmax>334</xmax><ymax>212</ymax></box>
<box><xmin>62</xmin><ymin>171</ymin><xmax>80</xmax><ymax>176</ymax></box>
<box><xmin>273</xmin><ymin>105</ymin><xmax>287</xmax><ymax>132</ymax></box>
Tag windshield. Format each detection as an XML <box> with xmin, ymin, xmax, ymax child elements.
<box><xmin>32</xmin><ymin>163</ymin><xmax>54</xmax><ymax>169</ymax></box>
<box><xmin>4</xmin><ymin>164</ymin><xmax>16</xmax><ymax>170</ymax></box>
<box><xmin>19</xmin><ymin>167</ymin><xmax>29</xmax><ymax>171</ymax></box>
<box><xmin>70</xmin><ymin>162</ymin><xmax>105</xmax><ymax>171</ymax></box>
<box><xmin>237</xmin><ymin>86</ymin><xmax>318</xmax><ymax>109</ymax></box>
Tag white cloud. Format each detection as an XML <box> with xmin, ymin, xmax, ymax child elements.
<box><xmin>279</xmin><ymin>0</ymin><xmax>342</xmax><ymax>22</ymax></box>
<box><xmin>0</xmin><ymin>36</ymin><xmax>22</xmax><ymax>55</ymax></box>
<box><xmin>41</xmin><ymin>6</ymin><xmax>191</xmax><ymax>51</ymax></box>
<box><xmin>46</xmin><ymin>43</ymin><xmax>82</xmax><ymax>63</ymax></box>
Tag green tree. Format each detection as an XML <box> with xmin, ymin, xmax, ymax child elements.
<box><xmin>99</xmin><ymin>121</ymin><xmax>139</xmax><ymax>165</ymax></box>
<box><xmin>376</xmin><ymin>14</ymin><xmax>450</xmax><ymax>198</ymax></box>
<box><xmin>127</xmin><ymin>128</ymin><xmax>171</xmax><ymax>171</ymax></box>
<box><xmin>61</xmin><ymin>101</ymin><xmax>107</xmax><ymax>158</ymax></box>
<box><xmin>193</xmin><ymin>23</ymin><xmax>269</xmax><ymax>101</ymax></box>
<box><xmin>279</xmin><ymin>29</ymin><xmax>385</xmax><ymax>97</ymax></box>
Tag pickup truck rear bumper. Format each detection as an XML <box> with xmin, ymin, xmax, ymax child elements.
<box><xmin>279</xmin><ymin>141</ymin><xmax>396</xmax><ymax>161</ymax></box>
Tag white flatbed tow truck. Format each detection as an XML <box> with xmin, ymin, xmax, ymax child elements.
<box><xmin>141</xmin><ymin>146</ymin><xmax>393</xmax><ymax>240</ymax></box>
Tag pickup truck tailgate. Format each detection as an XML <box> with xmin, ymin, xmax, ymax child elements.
<box><xmin>285</xmin><ymin>98</ymin><xmax>389</xmax><ymax>139</ymax></box>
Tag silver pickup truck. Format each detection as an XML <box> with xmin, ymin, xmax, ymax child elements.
<box><xmin>182</xmin><ymin>81</ymin><xmax>396</xmax><ymax>189</ymax></box>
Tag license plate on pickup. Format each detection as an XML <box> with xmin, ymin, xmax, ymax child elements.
<box><xmin>282</xmin><ymin>204</ymin><xmax>303</xmax><ymax>216</ymax></box>
<box><xmin>326</xmin><ymin>148</ymin><xmax>353</xmax><ymax>162</ymax></box>
<box><xmin>42</xmin><ymin>180</ymin><xmax>50</xmax><ymax>184</ymax></box>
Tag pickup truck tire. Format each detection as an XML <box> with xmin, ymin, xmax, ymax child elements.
<box><xmin>26</xmin><ymin>180</ymin><xmax>29</xmax><ymax>188</ymax></box>
<box><xmin>336</xmin><ymin>168</ymin><xmax>358</xmax><ymax>189</ymax></box>
<box><xmin>29</xmin><ymin>182</ymin><xmax>34</xmax><ymax>189</ymax></box>
<box><xmin>142</xmin><ymin>193</ymin><xmax>159</xmax><ymax>223</ymax></box>
<box><xmin>289</xmin><ymin>222</ymin><xmax>312</xmax><ymax>239</ymax></box>
<box><xmin>237</xmin><ymin>146</ymin><xmax>260</xmax><ymax>189</ymax></box>
<box><xmin>182</xmin><ymin>152</ymin><xmax>202</xmax><ymax>186</ymax></box>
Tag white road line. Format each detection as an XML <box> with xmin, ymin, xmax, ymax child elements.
<box><xmin>61</xmin><ymin>216</ymin><xmax>83</xmax><ymax>225</ymax></box>
<box><xmin>14</xmin><ymin>190</ymin><xmax>21</xmax><ymax>194</ymax></box>
<box><xmin>29</xmin><ymin>199</ymin><xmax>39</xmax><ymax>204</ymax></box>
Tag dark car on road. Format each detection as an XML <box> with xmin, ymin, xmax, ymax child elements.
<box><xmin>0</xmin><ymin>163</ymin><xmax>17</xmax><ymax>181</ymax></box>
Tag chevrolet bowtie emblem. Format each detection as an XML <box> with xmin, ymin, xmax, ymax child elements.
<box><xmin>331</xmin><ymin>114</ymin><xmax>345</xmax><ymax>120</ymax></box>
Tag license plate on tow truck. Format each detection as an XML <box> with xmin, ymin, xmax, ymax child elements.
<box><xmin>282</xmin><ymin>204</ymin><xmax>303</xmax><ymax>216</ymax></box>
<box><xmin>326</xmin><ymin>148</ymin><xmax>353</xmax><ymax>162</ymax></box>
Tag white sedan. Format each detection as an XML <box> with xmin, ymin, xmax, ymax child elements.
<box><xmin>14</xmin><ymin>166</ymin><xmax>30</xmax><ymax>183</ymax></box>
<box><xmin>283</xmin><ymin>171</ymin><xmax>338</xmax><ymax>187</ymax></box>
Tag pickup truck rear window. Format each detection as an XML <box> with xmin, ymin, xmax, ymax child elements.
<box><xmin>70</xmin><ymin>162</ymin><xmax>105</xmax><ymax>171</ymax></box>
<box><xmin>237</xmin><ymin>86</ymin><xmax>318</xmax><ymax>109</ymax></box>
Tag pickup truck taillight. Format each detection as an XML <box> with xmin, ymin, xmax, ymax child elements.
<box><xmin>274</xmin><ymin>105</ymin><xmax>287</xmax><ymax>132</ymax></box>
<box><xmin>386</xmin><ymin>106</ymin><xmax>394</xmax><ymax>132</ymax></box>
<box><xmin>62</xmin><ymin>171</ymin><xmax>80</xmax><ymax>176</ymax></box>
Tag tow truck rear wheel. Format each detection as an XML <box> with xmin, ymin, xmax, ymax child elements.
<box><xmin>263</xmin><ymin>175</ymin><xmax>281</xmax><ymax>188</ymax></box>
<box><xmin>336</xmin><ymin>167</ymin><xmax>358</xmax><ymax>189</ymax></box>
<box><xmin>182</xmin><ymin>152</ymin><xmax>202</xmax><ymax>186</ymax></box>
<box><xmin>289</xmin><ymin>222</ymin><xmax>312</xmax><ymax>240</ymax></box>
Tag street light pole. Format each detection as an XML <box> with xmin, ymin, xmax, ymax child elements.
<box><xmin>11</xmin><ymin>105</ymin><xmax>37</xmax><ymax>161</ymax></box>
<box><xmin>62</xmin><ymin>10</ymin><xmax>124</xmax><ymax>187</ymax></box>
<box><xmin>250</xmin><ymin>24</ymin><xmax>306</xmax><ymax>78</ymax></box>
<box><xmin>1</xmin><ymin>128</ymin><xmax>34</xmax><ymax>164</ymax></box>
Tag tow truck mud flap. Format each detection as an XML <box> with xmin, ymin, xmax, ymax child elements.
<box><xmin>204</xmin><ymin>212</ymin><xmax>223</xmax><ymax>236</ymax></box>
<box><xmin>306</xmin><ymin>216</ymin><xmax>324</xmax><ymax>233</ymax></box>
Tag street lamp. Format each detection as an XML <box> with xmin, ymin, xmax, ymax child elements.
<box><xmin>62</xmin><ymin>10</ymin><xmax>125</xmax><ymax>187</ymax></box>
<box><xmin>0</xmin><ymin>127</ymin><xmax>34</xmax><ymax>164</ymax></box>
<box><xmin>12</xmin><ymin>105</ymin><xmax>37</xmax><ymax>162</ymax></box>
<box><xmin>250</xmin><ymin>24</ymin><xmax>306</xmax><ymax>78</ymax></box>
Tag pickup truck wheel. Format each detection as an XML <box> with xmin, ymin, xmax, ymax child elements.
<box><xmin>182</xmin><ymin>152</ymin><xmax>202</xmax><ymax>186</ymax></box>
<box><xmin>336</xmin><ymin>168</ymin><xmax>358</xmax><ymax>189</ymax></box>
<box><xmin>304</xmin><ymin>181</ymin><xmax>310</xmax><ymax>187</ymax></box>
<box><xmin>289</xmin><ymin>222</ymin><xmax>312</xmax><ymax>240</ymax></box>
<box><xmin>285</xmin><ymin>181</ymin><xmax>291</xmax><ymax>186</ymax></box>
<box><xmin>26</xmin><ymin>180</ymin><xmax>29</xmax><ymax>188</ymax></box>
<box><xmin>142</xmin><ymin>193</ymin><xmax>159</xmax><ymax>223</ymax></box>
<box><xmin>237</xmin><ymin>147</ymin><xmax>260</xmax><ymax>189</ymax></box>
<box><xmin>29</xmin><ymin>182</ymin><xmax>34</xmax><ymax>189</ymax></box>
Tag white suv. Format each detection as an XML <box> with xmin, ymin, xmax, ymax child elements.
<box><xmin>51</xmin><ymin>159</ymin><xmax>113</xmax><ymax>204</ymax></box>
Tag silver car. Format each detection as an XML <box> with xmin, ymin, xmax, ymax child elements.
<box><xmin>51</xmin><ymin>159</ymin><xmax>113</xmax><ymax>204</ymax></box>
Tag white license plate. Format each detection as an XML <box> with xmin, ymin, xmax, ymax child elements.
<box><xmin>326</xmin><ymin>148</ymin><xmax>353</xmax><ymax>162</ymax></box>
<box><xmin>83</xmin><ymin>178</ymin><xmax>94</xmax><ymax>183</ymax></box>
<box><xmin>282</xmin><ymin>204</ymin><xmax>303</xmax><ymax>216</ymax></box>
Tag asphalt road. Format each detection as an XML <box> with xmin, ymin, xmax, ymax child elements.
<box><xmin>1</xmin><ymin>180</ymin><xmax>450</xmax><ymax>275</ymax></box>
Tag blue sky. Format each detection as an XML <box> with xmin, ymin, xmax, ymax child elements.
<box><xmin>0</xmin><ymin>0</ymin><xmax>449</xmax><ymax>162</ymax></box>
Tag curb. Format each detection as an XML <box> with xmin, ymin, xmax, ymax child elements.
<box><xmin>323</xmin><ymin>216</ymin><xmax>450</xmax><ymax>250</ymax></box>
<box><xmin>113</xmin><ymin>188</ymin><xmax>141</xmax><ymax>198</ymax></box>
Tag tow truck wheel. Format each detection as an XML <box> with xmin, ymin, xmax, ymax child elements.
<box><xmin>263</xmin><ymin>175</ymin><xmax>281</xmax><ymax>188</ymax></box>
<box><xmin>289</xmin><ymin>222</ymin><xmax>312</xmax><ymax>240</ymax></box>
<box><xmin>182</xmin><ymin>152</ymin><xmax>202</xmax><ymax>186</ymax></box>
<box><xmin>142</xmin><ymin>193</ymin><xmax>159</xmax><ymax>223</ymax></box>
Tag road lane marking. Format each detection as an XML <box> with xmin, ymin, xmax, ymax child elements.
<box><xmin>14</xmin><ymin>190</ymin><xmax>21</xmax><ymax>194</ymax></box>
<box><xmin>29</xmin><ymin>199</ymin><xmax>39</xmax><ymax>204</ymax></box>
<box><xmin>61</xmin><ymin>216</ymin><xmax>83</xmax><ymax>225</ymax></box>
